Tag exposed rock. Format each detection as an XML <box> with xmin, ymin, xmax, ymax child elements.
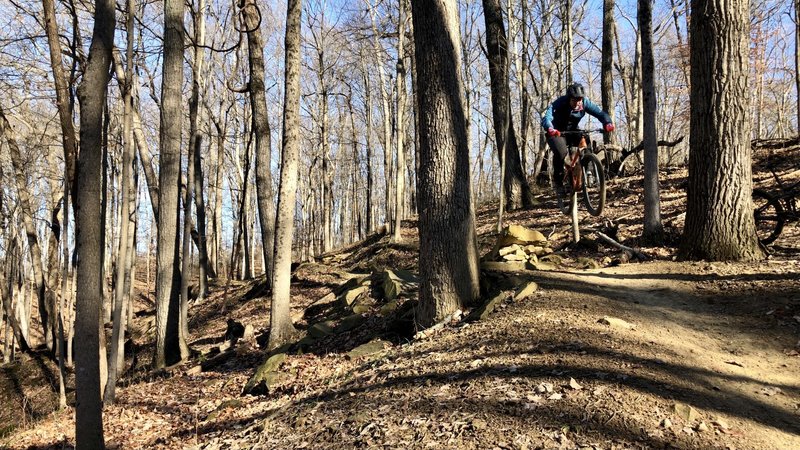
<box><xmin>499</xmin><ymin>224</ymin><xmax>548</xmax><ymax>246</ymax></box>
<box><xmin>308</xmin><ymin>320</ymin><xmax>336</xmax><ymax>338</ymax></box>
<box><xmin>526</xmin><ymin>261</ymin><xmax>557</xmax><ymax>271</ymax></box>
<box><xmin>379</xmin><ymin>300</ymin><xmax>399</xmax><ymax>316</ymax></box>
<box><xmin>295</xmin><ymin>335</ymin><xmax>316</xmax><ymax>350</ymax></box>
<box><xmin>514</xmin><ymin>281</ymin><xmax>539</xmax><ymax>301</ymax></box>
<box><xmin>337</xmin><ymin>314</ymin><xmax>365</xmax><ymax>332</ymax></box>
<box><xmin>242</xmin><ymin>353</ymin><xmax>287</xmax><ymax>395</ymax></box>
<box><xmin>539</xmin><ymin>253</ymin><xmax>563</xmax><ymax>265</ymax></box>
<box><xmin>672</xmin><ymin>403</ymin><xmax>699</xmax><ymax>423</ymax></box>
<box><xmin>338</xmin><ymin>285</ymin><xmax>369</xmax><ymax>307</ymax></box>
<box><xmin>577</xmin><ymin>257</ymin><xmax>601</xmax><ymax>270</ymax></box>
<box><xmin>334</xmin><ymin>275</ymin><xmax>371</xmax><ymax>296</ymax></box>
<box><xmin>498</xmin><ymin>244</ymin><xmax>521</xmax><ymax>256</ymax></box>
<box><xmin>347</xmin><ymin>339</ymin><xmax>390</xmax><ymax>359</ymax></box>
<box><xmin>468</xmin><ymin>292</ymin><xmax>510</xmax><ymax>321</ymax></box>
<box><xmin>503</xmin><ymin>253</ymin><xmax>527</xmax><ymax>262</ymax></box>
<box><xmin>352</xmin><ymin>304</ymin><xmax>371</xmax><ymax>314</ymax></box>
<box><xmin>524</xmin><ymin>245</ymin><xmax>552</xmax><ymax>256</ymax></box>
<box><xmin>379</xmin><ymin>269</ymin><xmax>419</xmax><ymax>301</ymax></box>
<box><xmin>598</xmin><ymin>316</ymin><xmax>636</xmax><ymax>330</ymax></box>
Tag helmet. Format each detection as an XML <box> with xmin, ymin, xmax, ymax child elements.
<box><xmin>566</xmin><ymin>82</ymin><xmax>585</xmax><ymax>99</ymax></box>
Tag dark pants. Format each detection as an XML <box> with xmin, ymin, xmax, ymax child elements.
<box><xmin>547</xmin><ymin>135</ymin><xmax>581</xmax><ymax>188</ymax></box>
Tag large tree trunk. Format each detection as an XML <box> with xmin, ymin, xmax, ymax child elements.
<box><xmin>0</xmin><ymin>105</ymin><xmax>50</xmax><ymax>352</ymax></box>
<box><xmin>74</xmin><ymin>0</ymin><xmax>115</xmax><ymax>442</ymax></box>
<box><xmin>411</xmin><ymin>0</ymin><xmax>480</xmax><ymax>327</ymax></box>
<box><xmin>680</xmin><ymin>0</ymin><xmax>762</xmax><ymax>261</ymax></box>
<box><xmin>154</xmin><ymin>0</ymin><xmax>187</xmax><ymax>369</ymax></box>
<box><xmin>481</xmin><ymin>0</ymin><xmax>534</xmax><ymax>211</ymax></box>
<box><xmin>269</xmin><ymin>0</ymin><xmax>302</xmax><ymax>350</ymax></box>
<box><xmin>243</xmin><ymin>0</ymin><xmax>276</xmax><ymax>283</ymax></box>
<box><xmin>639</xmin><ymin>0</ymin><xmax>662</xmax><ymax>242</ymax></box>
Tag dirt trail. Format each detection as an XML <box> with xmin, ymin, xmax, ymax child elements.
<box><xmin>529</xmin><ymin>260</ymin><xmax>800</xmax><ymax>448</ymax></box>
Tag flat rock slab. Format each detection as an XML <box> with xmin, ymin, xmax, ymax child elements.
<box><xmin>599</xmin><ymin>316</ymin><xmax>636</xmax><ymax>330</ymax></box>
<box><xmin>499</xmin><ymin>224</ymin><xmax>548</xmax><ymax>246</ymax></box>
<box><xmin>309</xmin><ymin>320</ymin><xmax>336</xmax><ymax>338</ymax></box>
<box><xmin>347</xmin><ymin>339</ymin><xmax>391</xmax><ymax>359</ymax></box>
<box><xmin>468</xmin><ymin>292</ymin><xmax>510</xmax><ymax>321</ymax></box>
<box><xmin>242</xmin><ymin>353</ymin><xmax>287</xmax><ymax>395</ymax></box>
<box><xmin>514</xmin><ymin>281</ymin><xmax>539</xmax><ymax>301</ymax></box>
<box><xmin>337</xmin><ymin>314</ymin><xmax>366</xmax><ymax>332</ymax></box>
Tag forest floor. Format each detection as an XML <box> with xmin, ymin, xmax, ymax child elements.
<box><xmin>2</xmin><ymin>141</ymin><xmax>800</xmax><ymax>450</ymax></box>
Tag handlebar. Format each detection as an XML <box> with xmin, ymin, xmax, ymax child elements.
<box><xmin>556</xmin><ymin>128</ymin><xmax>606</xmax><ymax>135</ymax></box>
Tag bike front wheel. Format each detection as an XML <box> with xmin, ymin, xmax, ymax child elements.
<box><xmin>581</xmin><ymin>152</ymin><xmax>606</xmax><ymax>216</ymax></box>
<box><xmin>752</xmin><ymin>189</ymin><xmax>784</xmax><ymax>245</ymax></box>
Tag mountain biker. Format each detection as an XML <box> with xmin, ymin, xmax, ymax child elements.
<box><xmin>541</xmin><ymin>82</ymin><xmax>614</xmax><ymax>199</ymax></box>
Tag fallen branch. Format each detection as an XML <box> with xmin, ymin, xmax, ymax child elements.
<box><xmin>594</xmin><ymin>231</ymin><xmax>651</xmax><ymax>261</ymax></box>
<box><xmin>609</xmin><ymin>136</ymin><xmax>685</xmax><ymax>177</ymax></box>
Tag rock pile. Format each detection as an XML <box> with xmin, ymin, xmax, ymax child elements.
<box><xmin>481</xmin><ymin>224</ymin><xmax>560</xmax><ymax>271</ymax></box>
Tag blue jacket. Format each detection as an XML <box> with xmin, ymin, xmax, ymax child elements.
<box><xmin>541</xmin><ymin>96</ymin><xmax>611</xmax><ymax>132</ymax></box>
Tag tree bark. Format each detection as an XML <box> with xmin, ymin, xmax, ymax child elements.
<box><xmin>680</xmin><ymin>0</ymin><xmax>762</xmax><ymax>261</ymax></box>
<box><xmin>154</xmin><ymin>0</ymin><xmax>187</xmax><ymax>368</ymax></box>
<box><xmin>639</xmin><ymin>0</ymin><xmax>662</xmax><ymax>242</ymax></box>
<box><xmin>411</xmin><ymin>0</ymin><xmax>480</xmax><ymax>327</ymax></box>
<box><xmin>105</xmin><ymin>0</ymin><xmax>135</xmax><ymax>405</ymax></box>
<box><xmin>366</xmin><ymin>0</ymin><xmax>394</xmax><ymax>230</ymax></box>
<box><xmin>481</xmin><ymin>0</ymin><xmax>534</xmax><ymax>210</ymax></box>
<box><xmin>243</xmin><ymin>0</ymin><xmax>276</xmax><ymax>284</ymax></box>
<box><xmin>359</xmin><ymin>53</ymin><xmax>374</xmax><ymax>233</ymax></box>
<box><xmin>74</xmin><ymin>0</ymin><xmax>115</xmax><ymax>442</ymax></box>
<box><xmin>393</xmin><ymin>0</ymin><xmax>407</xmax><ymax>242</ymax></box>
<box><xmin>601</xmin><ymin>0</ymin><xmax>616</xmax><ymax>146</ymax></box>
<box><xmin>269</xmin><ymin>0</ymin><xmax>302</xmax><ymax>350</ymax></box>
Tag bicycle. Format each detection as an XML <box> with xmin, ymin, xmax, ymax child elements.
<box><xmin>553</xmin><ymin>129</ymin><xmax>607</xmax><ymax>217</ymax></box>
<box><xmin>752</xmin><ymin>163</ymin><xmax>800</xmax><ymax>245</ymax></box>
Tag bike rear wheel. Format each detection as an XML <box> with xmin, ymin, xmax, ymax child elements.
<box><xmin>581</xmin><ymin>152</ymin><xmax>606</xmax><ymax>216</ymax></box>
<box><xmin>752</xmin><ymin>189</ymin><xmax>784</xmax><ymax>245</ymax></box>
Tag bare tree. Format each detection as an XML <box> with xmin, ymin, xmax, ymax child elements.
<box><xmin>411</xmin><ymin>0</ymin><xmax>480</xmax><ymax>327</ymax></box>
<box><xmin>393</xmin><ymin>0</ymin><xmax>408</xmax><ymax>242</ymax></box>
<box><xmin>482</xmin><ymin>0</ymin><xmax>534</xmax><ymax>211</ymax></box>
<box><xmin>243</xmin><ymin>0</ymin><xmax>276</xmax><ymax>282</ymax></box>
<box><xmin>73</xmin><ymin>0</ymin><xmax>115</xmax><ymax>442</ymax></box>
<box><xmin>639</xmin><ymin>0</ymin><xmax>662</xmax><ymax>242</ymax></box>
<box><xmin>269</xmin><ymin>0</ymin><xmax>303</xmax><ymax>350</ymax></box>
<box><xmin>601</xmin><ymin>0</ymin><xmax>616</xmax><ymax>146</ymax></box>
<box><xmin>154</xmin><ymin>0</ymin><xmax>188</xmax><ymax>368</ymax></box>
<box><xmin>0</xmin><ymin>104</ymin><xmax>49</xmax><ymax>353</ymax></box>
<box><xmin>105</xmin><ymin>0</ymin><xmax>136</xmax><ymax>404</ymax></box>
